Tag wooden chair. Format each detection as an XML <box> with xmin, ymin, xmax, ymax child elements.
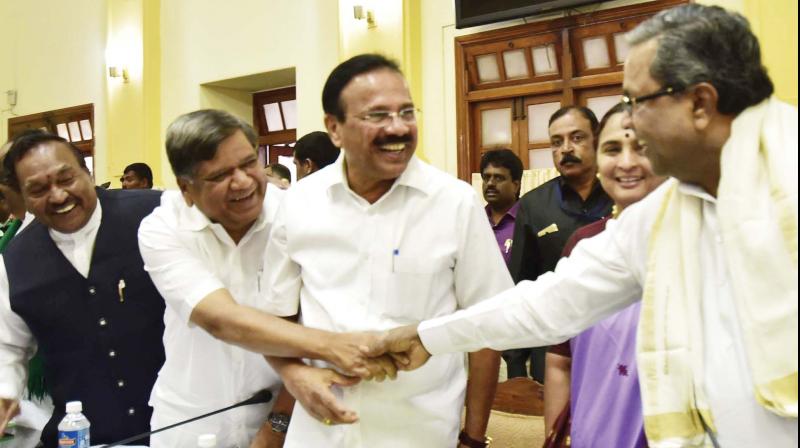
<box><xmin>486</xmin><ymin>377</ymin><xmax>546</xmax><ymax>447</ymax></box>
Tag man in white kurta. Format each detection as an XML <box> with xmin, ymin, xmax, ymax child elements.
<box><xmin>262</xmin><ymin>54</ymin><xmax>513</xmax><ymax>447</ymax></box>
<box><xmin>139</xmin><ymin>186</ymin><xmax>283</xmax><ymax>447</ymax></box>
<box><xmin>377</xmin><ymin>5</ymin><xmax>798</xmax><ymax>448</ymax></box>
<box><xmin>141</xmin><ymin>109</ymin><xmax>397</xmax><ymax>447</ymax></box>
<box><xmin>265</xmin><ymin>154</ymin><xmax>512</xmax><ymax>447</ymax></box>
<box><xmin>416</xmin><ymin>177</ymin><xmax>798</xmax><ymax>447</ymax></box>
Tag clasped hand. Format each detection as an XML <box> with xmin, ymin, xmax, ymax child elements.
<box><xmin>326</xmin><ymin>324</ymin><xmax>432</xmax><ymax>380</ymax></box>
<box><xmin>282</xmin><ymin>325</ymin><xmax>433</xmax><ymax>427</ymax></box>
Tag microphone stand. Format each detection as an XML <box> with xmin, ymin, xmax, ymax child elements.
<box><xmin>101</xmin><ymin>389</ymin><xmax>273</xmax><ymax>447</ymax></box>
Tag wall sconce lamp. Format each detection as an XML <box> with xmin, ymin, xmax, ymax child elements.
<box><xmin>108</xmin><ymin>66</ymin><xmax>129</xmax><ymax>83</ymax></box>
<box><xmin>353</xmin><ymin>5</ymin><xmax>376</xmax><ymax>29</ymax></box>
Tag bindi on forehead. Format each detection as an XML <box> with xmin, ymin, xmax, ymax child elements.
<box><xmin>23</xmin><ymin>163</ymin><xmax>73</xmax><ymax>186</ymax></box>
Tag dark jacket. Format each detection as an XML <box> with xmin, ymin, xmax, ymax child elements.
<box><xmin>5</xmin><ymin>188</ymin><xmax>166</xmax><ymax>446</ymax></box>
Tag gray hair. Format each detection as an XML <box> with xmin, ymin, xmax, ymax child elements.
<box><xmin>166</xmin><ymin>109</ymin><xmax>258</xmax><ymax>178</ymax></box>
<box><xmin>627</xmin><ymin>3</ymin><xmax>773</xmax><ymax>115</ymax></box>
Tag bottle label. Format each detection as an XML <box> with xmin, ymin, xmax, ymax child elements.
<box><xmin>58</xmin><ymin>429</ymin><xmax>90</xmax><ymax>447</ymax></box>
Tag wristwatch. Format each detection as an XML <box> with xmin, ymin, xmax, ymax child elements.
<box><xmin>267</xmin><ymin>412</ymin><xmax>291</xmax><ymax>433</ymax></box>
<box><xmin>458</xmin><ymin>430</ymin><xmax>491</xmax><ymax>448</ymax></box>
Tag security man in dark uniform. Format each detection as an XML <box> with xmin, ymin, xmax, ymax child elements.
<box><xmin>506</xmin><ymin>106</ymin><xmax>612</xmax><ymax>382</ymax></box>
<box><xmin>0</xmin><ymin>130</ymin><xmax>165</xmax><ymax>446</ymax></box>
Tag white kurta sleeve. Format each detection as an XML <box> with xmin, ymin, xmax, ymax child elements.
<box><xmin>453</xmin><ymin>192</ymin><xmax>514</xmax><ymax>308</ymax></box>
<box><xmin>419</xmin><ymin>220</ymin><xmax>642</xmax><ymax>355</ymax></box>
<box><xmin>0</xmin><ymin>257</ymin><xmax>36</xmax><ymax>400</ymax></box>
<box><xmin>262</xmin><ymin>198</ymin><xmax>302</xmax><ymax>317</ymax></box>
<box><xmin>138</xmin><ymin>202</ymin><xmax>225</xmax><ymax>324</ymax></box>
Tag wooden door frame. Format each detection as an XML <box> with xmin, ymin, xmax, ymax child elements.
<box><xmin>455</xmin><ymin>0</ymin><xmax>687</xmax><ymax>181</ymax></box>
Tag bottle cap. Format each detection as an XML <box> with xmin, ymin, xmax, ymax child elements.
<box><xmin>197</xmin><ymin>434</ymin><xmax>216</xmax><ymax>447</ymax></box>
<box><xmin>66</xmin><ymin>401</ymin><xmax>83</xmax><ymax>413</ymax></box>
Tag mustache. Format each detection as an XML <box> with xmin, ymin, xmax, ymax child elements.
<box><xmin>374</xmin><ymin>135</ymin><xmax>413</xmax><ymax>145</ymax></box>
<box><xmin>560</xmin><ymin>153</ymin><xmax>582</xmax><ymax>165</ymax></box>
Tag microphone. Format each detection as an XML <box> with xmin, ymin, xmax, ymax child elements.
<box><xmin>101</xmin><ymin>389</ymin><xmax>273</xmax><ymax>447</ymax></box>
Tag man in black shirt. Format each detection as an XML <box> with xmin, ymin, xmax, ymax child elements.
<box><xmin>505</xmin><ymin>106</ymin><xmax>613</xmax><ymax>381</ymax></box>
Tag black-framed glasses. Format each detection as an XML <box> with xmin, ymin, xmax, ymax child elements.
<box><xmin>621</xmin><ymin>86</ymin><xmax>684</xmax><ymax>109</ymax></box>
<box><xmin>351</xmin><ymin>107</ymin><xmax>419</xmax><ymax>127</ymax></box>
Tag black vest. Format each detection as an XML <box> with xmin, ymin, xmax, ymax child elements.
<box><xmin>5</xmin><ymin>188</ymin><xmax>166</xmax><ymax>447</ymax></box>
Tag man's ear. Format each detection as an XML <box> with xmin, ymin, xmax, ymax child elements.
<box><xmin>513</xmin><ymin>179</ymin><xmax>521</xmax><ymax>197</ymax></box>
<box><xmin>690</xmin><ymin>82</ymin><xmax>720</xmax><ymax>132</ymax></box>
<box><xmin>177</xmin><ymin>177</ymin><xmax>194</xmax><ymax>207</ymax></box>
<box><xmin>324</xmin><ymin>114</ymin><xmax>344</xmax><ymax>148</ymax></box>
<box><xmin>305</xmin><ymin>159</ymin><xmax>318</xmax><ymax>173</ymax></box>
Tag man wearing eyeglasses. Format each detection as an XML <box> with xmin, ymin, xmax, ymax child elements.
<box><xmin>261</xmin><ymin>54</ymin><xmax>512</xmax><ymax>448</ymax></box>
<box><xmin>371</xmin><ymin>4</ymin><xmax>797</xmax><ymax>447</ymax></box>
<box><xmin>137</xmin><ymin>109</ymin><xmax>402</xmax><ymax>447</ymax></box>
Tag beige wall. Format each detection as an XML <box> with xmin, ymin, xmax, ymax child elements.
<box><xmin>1</xmin><ymin>0</ymin><xmax>794</xmax><ymax>185</ymax></box>
<box><xmin>158</xmin><ymin>0</ymin><xmax>340</xmax><ymax>187</ymax></box>
<box><xmin>338</xmin><ymin>0</ymin><xmax>404</xmax><ymax>61</ymax></box>
<box><xmin>0</xmin><ymin>0</ymin><xmax>109</xmax><ymax>182</ymax></box>
<box><xmin>0</xmin><ymin>0</ymin><xmax>340</xmax><ymax>188</ymax></box>
<box><xmin>106</xmin><ymin>0</ymin><xmax>146</xmax><ymax>187</ymax></box>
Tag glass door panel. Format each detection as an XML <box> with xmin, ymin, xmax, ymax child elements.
<box><xmin>480</xmin><ymin>108</ymin><xmax>513</xmax><ymax>146</ymax></box>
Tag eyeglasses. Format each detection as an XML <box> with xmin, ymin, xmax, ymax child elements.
<box><xmin>352</xmin><ymin>107</ymin><xmax>418</xmax><ymax>126</ymax></box>
<box><xmin>621</xmin><ymin>86</ymin><xmax>684</xmax><ymax>109</ymax></box>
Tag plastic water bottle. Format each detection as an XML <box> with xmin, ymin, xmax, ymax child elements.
<box><xmin>57</xmin><ymin>401</ymin><xmax>90</xmax><ymax>447</ymax></box>
<box><xmin>197</xmin><ymin>433</ymin><xmax>217</xmax><ymax>447</ymax></box>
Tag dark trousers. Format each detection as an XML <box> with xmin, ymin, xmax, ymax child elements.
<box><xmin>502</xmin><ymin>347</ymin><xmax>547</xmax><ymax>383</ymax></box>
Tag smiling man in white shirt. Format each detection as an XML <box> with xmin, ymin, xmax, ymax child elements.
<box><xmin>373</xmin><ymin>5</ymin><xmax>798</xmax><ymax>448</ymax></box>
<box><xmin>262</xmin><ymin>54</ymin><xmax>513</xmax><ymax>448</ymax></box>
<box><xmin>138</xmin><ymin>109</ymin><xmax>397</xmax><ymax>447</ymax></box>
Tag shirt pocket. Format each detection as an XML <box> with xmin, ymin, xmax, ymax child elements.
<box><xmin>379</xmin><ymin>254</ymin><xmax>452</xmax><ymax>322</ymax></box>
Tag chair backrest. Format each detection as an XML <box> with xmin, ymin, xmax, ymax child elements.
<box><xmin>486</xmin><ymin>377</ymin><xmax>546</xmax><ymax>448</ymax></box>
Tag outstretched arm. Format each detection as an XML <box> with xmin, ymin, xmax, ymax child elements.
<box><xmin>189</xmin><ymin>292</ymin><xmax>389</xmax><ymax>377</ymax></box>
<box><xmin>139</xmin><ymin>204</ymin><xmax>391</xmax><ymax>377</ymax></box>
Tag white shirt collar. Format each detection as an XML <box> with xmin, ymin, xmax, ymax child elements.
<box><xmin>322</xmin><ymin>152</ymin><xmax>432</xmax><ymax>197</ymax></box>
<box><xmin>175</xmin><ymin>190</ymin><xmax>271</xmax><ymax>237</ymax></box>
<box><xmin>49</xmin><ymin>199</ymin><xmax>102</xmax><ymax>244</ymax></box>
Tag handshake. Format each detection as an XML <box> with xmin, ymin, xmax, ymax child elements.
<box><xmin>327</xmin><ymin>324</ymin><xmax>431</xmax><ymax>382</ymax></box>
<box><xmin>273</xmin><ymin>324</ymin><xmax>434</xmax><ymax>426</ymax></box>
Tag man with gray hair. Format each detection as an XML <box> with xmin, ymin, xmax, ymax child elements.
<box><xmin>371</xmin><ymin>5</ymin><xmax>798</xmax><ymax>447</ymax></box>
<box><xmin>138</xmin><ymin>109</ymin><xmax>396</xmax><ymax>447</ymax></box>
